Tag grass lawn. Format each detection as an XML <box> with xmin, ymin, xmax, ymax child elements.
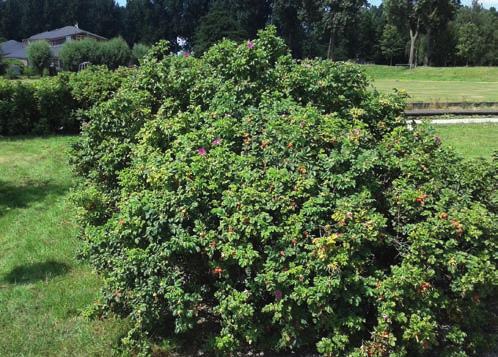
<box><xmin>435</xmin><ymin>123</ymin><xmax>498</xmax><ymax>159</ymax></box>
<box><xmin>364</xmin><ymin>65</ymin><xmax>498</xmax><ymax>103</ymax></box>
<box><xmin>0</xmin><ymin>136</ymin><xmax>127</xmax><ymax>356</ymax></box>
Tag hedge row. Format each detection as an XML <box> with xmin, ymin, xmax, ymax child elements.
<box><xmin>0</xmin><ymin>66</ymin><xmax>132</xmax><ymax>136</ymax></box>
<box><xmin>71</xmin><ymin>27</ymin><xmax>497</xmax><ymax>355</ymax></box>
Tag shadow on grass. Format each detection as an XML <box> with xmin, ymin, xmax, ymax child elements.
<box><xmin>0</xmin><ymin>179</ymin><xmax>69</xmax><ymax>217</ymax></box>
<box><xmin>3</xmin><ymin>260</ymin><xmax>71</xmax><ymax>284</ymax></box>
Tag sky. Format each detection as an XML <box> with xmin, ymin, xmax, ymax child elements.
<box><xmin>115</xmin><ymin>0</ymin><xmax>498</xmax><ymax>9</ymax></box>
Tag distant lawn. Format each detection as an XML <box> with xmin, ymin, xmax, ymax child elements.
<box><xmin>0</xmin><ymin>136</ymin><xmax>127</xmax><ymax>356</ymax></box>
<box><xmin>435</xmin><ymin>123</ymin><xmax>498</xmax><ymax>159</ymax></box>
<box><xmin>364</xmin><ymin>65</ymin><xmax>498</xmax><ymax>103</ymax></box>
<box><xmin>363</xmin><ymin>65</ymin><xmax>498</xmax><ymax>82</ymax></box>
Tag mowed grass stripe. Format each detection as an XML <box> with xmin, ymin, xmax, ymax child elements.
<box><xmin>434</xmin><ymin>123</ymin><xmax>498</xmax><ymax>160</ymax></box>
<box><xmin>363</xmin><ymin>65</ymin><xmax>498</xmax><ymax>82</ymax></box>
<box><xmin>0</xmin><ymin>136</ymin><xmax>127</xmax><ymax>356</ymax></box>
<box><xmin>372</xmin><ymin>79</ymin><xmax>498</xmax><ymax>103</ymax></box>
<box><xmin>363</xmin><ymin>65</ymin><xmax>498</xmax><ymax>103</ymax></box>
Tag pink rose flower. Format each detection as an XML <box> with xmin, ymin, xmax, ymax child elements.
<box><xmin>247</xmin><ymin>40</ymin><xmax>255</xmax><ymax>49</ymax></box>
<box><xmin>212</xmin><ymin>138</ymin><xmax>222</xmax><ymax>145</ymax></box>
<box><xmin>197</xmin><ymin>147</ymin><xmax>207</xmax><ymax>156</ymax></box>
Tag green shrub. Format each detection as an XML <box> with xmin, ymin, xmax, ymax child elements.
<box><xmin>27</xmin><ymin>40</ymin><xmax>52</xmax><ymax>75</ymax></box>
<box><xmin>72</xmin><ymin>27</ymin><xmax>497</xmax><ymax>355</ymax></box>
<box><xmin>132</xmin><ymin>43</ymin><xmax>150</xmax><ymax>65</ymax></box>
<box><xmin>97</xmin><ymin>37</ymin><xmax>131</xmax><ymax>69</ymax></box>
<box><xmin>0</xmin><ymin>76</ymin><xmax>75</xmax><ymax>135</ymax></box>
<box><xmin>59</xmin><ymin>38</ymin><xmax>100</xmax><ymax>71</ymax></box>
<box><xmin>23</xmin><ymin>66</ymin><xmax>37</xmax><ymax>78</ymax></box>
<box><xmin>0</xmin><ymin>65</ymin><xmax>131</xmax><ymax>136</ymax></box>
<box><xmin>60</xmin><ymin>37</ymin><xmax>131</xmax><ymax>71</ymax></box>
<box><xmin>32</xmin><ymin>76</ymin><xmax>76</xmax><ymax>132</ymax></box>
<box><xmin>0</xmin><ymin>79</ymin><xmax>37</xmax><ymax>134</ymax></box>
<box><xmin>193</xmin><ymin>2</ymin><xmax>249</xmax><ymax>55</ymax></box>
<box><xmin>4</xmin><ymin>65</ymin><xmax>20</xmax><ymax>79</ymax></box>
<box><xmin>68</xmin><ymin>65</ymin><xmax>134</xmax><ymax>110</ymax></box>
<box><xmin>2</xmin><ymin>59</ymin><xmax>26</xmax><ymax>75</ymax></box>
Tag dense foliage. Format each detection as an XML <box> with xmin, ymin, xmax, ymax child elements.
<box><xmin>67</xmin><ymin>65</ymin><xmax>132</xmax><ymax>110</ymax></box>
<box><xmin>0</xmin><ymin>0</ymin><xmax>122</xmax><ymax>40</ymax></box>
<box><xmin>1</xmin><ymin>0</ymin><xmax>498</xmax><ymax>66</ymax></box>
<box><xmin>26</xmin><ymin>40</ymin><xmax>52</xmax><ymax>75</ymax></box>
<box><xmin>0</xmin><ymin>76</ymin><xmax>73</xmax><ymax>134</ymax></box>
<box><xmin>59</xmin><ymin>37</ymin><xmax>131</xmax><ymax>72</ymax></box>
<box><xmin>58</xmin><ymin>39</ymin><xmax>101</xmax><ymax>72</ymax></box>
<box><xmin>193</xmin><ymin>2</ymin><xmax>248</xmax><ymax>55</ymax></box>
<box><xmin>132</xmin><ymin>43</ymin><xmax>151</xmax><ymax>64</ymax></box>
<box><xmin>0</xmin><ymin>65</ymin><xmax>131</xmax><ymax>135</ymax></box>
<box><xmin>71</xmin><ymin>27</ymin><xmax>497</xmax><ymax>355</ymax></box>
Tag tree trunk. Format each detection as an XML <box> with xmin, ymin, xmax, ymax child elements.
<box><xmin>327</xmin><ymin>28</ymin><xmax>335</xmax><ymax>60</ymax></box>
<box><xmin>409</xmin><ymin>18</ymin><xmax>420</xmax><ymax>69</ymax></box>
<box><xmin>409</xmin><ymin>29</ymin><xmax>418</xmax><ymax>69</ymax></box>
<box><xmin>424</xmin><ymin>29</ymin><xmax>432</xmax><ymax>66</ymax></box>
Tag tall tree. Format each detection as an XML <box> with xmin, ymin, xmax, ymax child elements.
<box><xmin>454</xmin><ymin>0</ymin><xmax>498</xmax><ymax>66</ymax></box>
<box><xmin>0</xmin><ymin>0</ymin><xmax>124</xmax><ymax>40</ymax></box>
<box><xmin>301</xmin><ymin>0</ymin><xmax>365</xmax><ymax>60</ymax></box>
<box><xmin>0</xmin><ymin>0</ymin><xmax>24</xmax><ymax>40</ymax></box>
<box><xmin>384</xmin><ymin>0</ymin><xmax>458</xmax><ymax>67</ymax></box>
<box><xmin>456</xmin><ymin>22</ymin><xmax>482</xmax><ymax>65</ymax></box>
<box><xmin>227</xmin><ymin>0</ymin><xmax>271</xmax><ymax>37</ymax></box>
<box><xmin>380</xmin><ymin>24</ymin><xmax>405</xmax><ymax>65</ymax></box>
<box><xmin>193</xmin><ymin>2</ymin><xmax>248</xmax><ymax>54</ymax></box>
<box><xmin>355</xmin><ymin>5</ymin><xmax>385</xmax><ymax>63</ymax></box>
<box><xmin>271</xmin><ymin>0</ymin><xmax>305</xmax><ymax>57</ymax></box>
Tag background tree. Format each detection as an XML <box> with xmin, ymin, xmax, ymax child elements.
<box><xmin>132</xmin><ymin>43</ymin><xmax>151</xmax><ymax>64</ymax></box>
<box><xmin>354</xmin><ymin>5</ymin><xmax>385</xmax><ymax>63</ymax></box>
<box><xmin>98</xmin><ymin>37</ymin><xmax>131</xmax><ymax>69</ymax></box>
<box><xmin>26</xmin><ymin>41</ymin><xmax>51</xmax><ymax>75</ymax></box>
<box><xmin>59</xmin><ymin>39</ymin><xmax>100</xmax><ymax>71</ymax></box>
<box><xmin>80</xmin><ymin>0</ymin><xmax>123</xmax><ymax>39</ymax></box>
<box><xmin>226</xmin><ymin>0</ymin><xmax>271</xmax><ymax>37</ymax></box>
<box><xmin>123</xmin><ymin>0</ymin><xmax>157</xmax><ymax>44</ymax></box>
<box><xmin>0</xmin><ymin>0</ymin><xmax>123</xmax><ymax>41</ymax></box>
<box><xmin>302</xmin><ymin>0</ymin><xmax>365</xmax><ymax>60</ymax></box>
<box><xmin>0</xmin><ymin>0</ymin><xmax>24</xmax><ymax>40</ymax></box>
<box><xmin>453</xmin><ymin>0</ymin><xmax>498</xmax><ymax>66</ymax></box>
<box><xmin>1</xmin><ymin>0</ymin><xmax>498</xmax><ymax>67</ymax></box>
<box><xmin>380</xmin><ymin>24</ymin><xmax>405</xmax><ymax>65</ymax></box>
<box><xmin>456</xmin><ymin>23</ymin><xmax>482</xmax><ymax>65</ymax></box>
<box><xmin>271</xmin><ymin>0</ymin><xmax>306</xmax><ymax>57</ymax></box>
<box><xmin>422</xmin><ymin>0</ymin><xmax>457</xmax><ymax>65</ymax></box>
<box><xmin>193</xmin><ymin>2</ymin><xmax>249</xmax><ymax>55</ymax></box>
<box><xmin>384</xmin><ymin>0</ymin><xmax>457</xmax><ymax>67</ymax></box>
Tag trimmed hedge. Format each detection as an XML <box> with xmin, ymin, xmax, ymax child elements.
<box><xmin>0</xmin><ymin>66</ymin><xmax>132</xmax><ymax>136</ymax></box>
<box><xmin>59</xmin><ymin>37</ymin><xmax>131</xmax><ymax>72</ymax></box>
<box><xmin>0</xmin><ymin>77</ymin><xmax>74</xmax><ymax>135</ymax></box>
<box><xmin>71</xmin><ymin>27</ymin><xmax>498</xmax><ymax>356</ymax></box>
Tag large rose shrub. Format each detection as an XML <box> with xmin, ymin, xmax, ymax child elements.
<box><xmin>71</xmin><ymin>27</ymin><xmax>497</xmax><ymax>356</ymax></box>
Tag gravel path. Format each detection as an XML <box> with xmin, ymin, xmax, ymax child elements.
<box><xmin>411</xmin><ymin>117</ymin><xmax>498</xmax><ymax>125</ymax></box>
